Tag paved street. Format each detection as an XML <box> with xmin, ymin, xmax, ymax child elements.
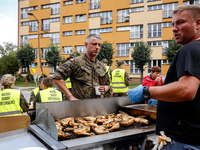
<box><xmin>16</xmin><ymin>87</ymin><xmax>35</xmax><ymax>101</ymax></box>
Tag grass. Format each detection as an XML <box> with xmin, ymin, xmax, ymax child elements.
<box><xmin>128</xmin><ymin>83</ymin><xmax>141</xmax><ymax>89</ymax></box>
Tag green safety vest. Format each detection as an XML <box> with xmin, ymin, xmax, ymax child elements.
<box><xmin>65</xmin><ymin>78</ymin><xmax>72</xmax><ymax>89</ymax></box>
<box><xmin>106</xmin><ymin>66</ymin><xmax>112</xmax><ymax>81</ymax></box>
<box><xmin>0</xmin><ymin>89</ymin><xmax>22</xmax><ymax>116</ymax></box>
<box><xmin>32</xmin><ymin>87</ymin><xmax>40</xmax><ymax>96</ymax></box>
<box><xmin>112</xmin><ymin>68</ymin><xmax>128</xmax><ymax>93</ymax></box>
<box><xmin>40</xmin><ymin>88</ymin><xmax>62</xmax><ymax>102</ymax></box>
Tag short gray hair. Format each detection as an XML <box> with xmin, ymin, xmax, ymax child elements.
<box><xmin>86</xmin><ymin>34</ymin><xmax>101</xmax><ymax>42</ymax></box>
<box><xmin>172</xmin><ymin>5</ymin><xmax>200</xmax><ymax>21</ymax></box>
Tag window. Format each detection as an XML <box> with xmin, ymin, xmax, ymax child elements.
<box><xmin>21</xmin><ymin>67</ymin><xmax>28</xmax><ymax>73</ymax></box>
<box><xmin>76</xmin><ymin>46</ymin><xmax>85</xmax><ymax>53</ymax></box>
<box><xmin>34</xmin><ymin>49</ymin><xmax>37</xmax><ymax>60</ymax></box>
<box><xmin>63</xmin><ymin>16</ymin><xmax>73</xmax><ymax>24</ymax></box>
<box><xmin>148</xmin><ymin>60</ymin><xmax>162</xmax><ymax>73</ymax></box>
<box><xmin>90</xmin><ymin>0</ymin><xmax>100</xmax><ymax>9</ymax></box>
<box><xmin>50</xmin><ymin>66</ymin><xmax>59</xmax><ymax>74</ymax></box>
<box><xmin>42</xmin><ymin>18</ymin><xmax>60</xmax><ymax>30</ymax></box>
<box><xmin>42</xmin><ymin>3</ymin><xmax>60</xmax><ymax>15</ymax></box>
<box><xmin>117</xmin><ymin>26</ymin><xmax>130</xmax><ymax>31</ymax></box>
<box><xmin>41</xmin><ymin>48</ymin><xmax>49</xmax><ymax>59</ymax></box>
<box><xmin>89</xmin><ymin>12</ymin><xmax>100</xmax><ymax>18</ymax></box>
<box><xmin>89</xmin><ymin>28</ymin><xmax>112</xmax><ymax>34</ymax></box>
<box><xmin>183</xmin><ymin>0</ymin><xmax>199</xmax><ymax>6</ymax></box>
<box><xmin>101</xmin><ymin>11</ymin><xmax>112</xmax><ymax>24</ymax></box>
<box><xmin>63</xmin><ymin>31</ymin><xmax>73</xmax><ymax>36</ymax></box>
<box><xmin>148</xmin><ymin>23</ymin><xmax>162</xmax><ymax>37</ymax></box>
<box><xmin>117</xmin><ymin>43</ymin><xmax>129</xmax><ymax>57</ymax></box>
<box><xmin>163</xmin><ymin>3</ymin><xmax>178</xmax><ymax>18</ymax></box>
<box><xmin>42</xmin><ymin>62</ymin><xmax>48</xmax><ymax>67</ymax></box>
<box><xmin>42</xmin><ymin>33</ymin><xmax>60</xmax><ymax>44</ymax></box>
<box><xmin>76</xmin><ymin>30</ymin><xmax>86</xmax><ymax>35</ymax></box>
<box><xmin>148</xmin><ymin>4</ymin><xmax>162</xmax><ymax>11</ymax></box>
<box><xmin>130</xmin><ymin>25</ymin><xmax>143</xmax><ymax>39</ymax></box>
<box><xmin>130</xmin><ymin>61</ymin><xmax>141</xmax><ymax>74</ymax></box>
<box><xmin>76</xmin><ymin>14</ymin><xmax>86</xmax><ymax>22</ymax></box>
<box><xmin>117</xmin><ymin>8</ymin><xmax>144</xmax><ymax>23</ymax></box>
<box><xmin>147</xmin><ymin>0</ymin><xmax>160</xmax><ymax>2</ymax></box>
<box><xmin>63</xmin><ymin>46</ymin><xmax>72</xmax><ymax>54</ymax></box>
<box><xmin>64</xmin><ymin>0</ymin><xmax>73</xmax><ymax>5</ymax></box>
<box><xmin>21</xmin><ymin>21</ymin><xmax>38</xmax><ymax>31</ymax></box>
<box><xmin>131</xmin><ymin>0</ymin><xmax>143</xmax><ymax>4</ymax></box>
<box><xmin>21</xmin><ymin>6</ymin><xmax>38</xmax><ymax>19</ymax></box>
<box><xmin>76</xmin><ymin>0</ymin><xmax>86</xmax><ymax>3</ymax></box>
<box><xmin>21</xmin><ymin>35</ymin><xmax>38</xmax><ymax>45</ymax></box>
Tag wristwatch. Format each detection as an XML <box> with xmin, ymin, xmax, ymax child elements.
<box><xmin>143</xmin><ymin>86</ymin><xmax>150</xmax><ymax>100</ymax></box>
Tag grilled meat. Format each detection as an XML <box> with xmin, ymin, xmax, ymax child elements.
<box><xmin>91</xmin><ymin>124</ymin><xmax>109</xmax><ymax>134</ymax></box>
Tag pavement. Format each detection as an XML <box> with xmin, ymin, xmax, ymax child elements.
<box><xmin>14</xmin><ymin>86</ymin><xmax>36</xmax><ymax>101</ymax></box>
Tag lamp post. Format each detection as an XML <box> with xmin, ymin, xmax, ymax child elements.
<box><xmin>28</xmin><ymin>12</ymin><xmax>44</xmax><ymax>78</ymax></box>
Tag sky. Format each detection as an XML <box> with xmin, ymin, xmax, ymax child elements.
<box><xmin>0</xmin><ymin>0</ymin><xmax>18</xmax><ymax>46</ymax></box>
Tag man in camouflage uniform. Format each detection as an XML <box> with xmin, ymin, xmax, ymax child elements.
<box><xmin>29</xmin><ymin>78</ymin><xmax>44</xmax><ymax>105</ymax></box>
<box><xmin>53</xmin><ymin>34</ymin><xmax>111</xmax><ymax>100</ymax></box>
<box><xmin>0</xmin><ymin>74</ymin><xmax>29</xmax><ymax>116</ymax></box>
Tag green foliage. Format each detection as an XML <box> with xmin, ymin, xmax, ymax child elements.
<box><xmin>17</xmin><ymin>44</ymin><xmax>35</xmax><ymax>83</ymax></box>
<box><xmin>16</xmin><ymin>74</ymin><xmax>25</xmax><ymax>82</ymax></box>
<box><xmin>0</xmin><ymin>42</ymin><xmax>17</xmax><ymax>56</ymax></box>
<box><xmin>0</xmin><ymin>53</ymin><xmax>20</xmax><ymax>75</ymax></box>
<box><xmin>17</xmin><ymin>44</ymin><xmax>35</xmax><ymax>68</ymax></box>
<box><xmin>163</xmin><ymin>38</ymin><xmax>182</xmax><ymax>63</ymax></box>
<box><xmin>26</xmin><ymin>74</ymin><xmax>34</xmax><ymax>82</ymax></box>
<box><xmin>45</xmin><ymin>44</ymin><xmax>62</xmax><ymax>71</ymax></box>
<box><xmin>131</xmin><ymin>41</ymin><xmax>152</xmax><ymax>83</ymax></box>
<box><xmin>97</xmin><ymin>41</ymin><xmax>114</xmax><ymax>66</ymax></box>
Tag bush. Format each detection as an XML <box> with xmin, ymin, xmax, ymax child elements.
<box><xmin>26</xmin><ymin>74</ymin><xmax>34</xmax><ymax>82</ymax></box>
<box><xmin>16</xmin><ymin>73</ymin><xmax>25</xmax><ymax>82</ymax></box>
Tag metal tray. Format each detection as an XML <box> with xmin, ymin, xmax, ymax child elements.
<box><xmin>120</xmin><ymin>104</ymin><xmax>157</xmax><ymax>120</ymax></box>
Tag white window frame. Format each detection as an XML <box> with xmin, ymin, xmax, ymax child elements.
<box><xmin>63</xmin><ymin>46</ymin><xmax>72</xmax><ymax>54</ymax></box>
<box><xmin>63</xmin><ymin>16</ymin><xmax>73</xmax><ymax>24</ymax></box>
<box><xmin>75</xmin><ymin>46</ymin><xmax>85</xmax><ymax>53</ymax></box>
<box><xmin>76</xmin><ymin>14</ymin><xmax>86</xmax><ymax>22</ymax></box>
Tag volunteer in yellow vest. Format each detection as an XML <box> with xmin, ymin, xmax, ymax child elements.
<box><xmin>29</xmin><ymin>78</ymin><xmax>44</xmax><ymax>105</ymax></box>
<box><xmin>112</xmin><ymin>60</ymin><xmax>130</xmax><ymax>97</ymax></box>
<box><xmin>33</xmin><ymin>77</ymin><xmax>62</xmax><ymax>108</ymax></box>
<box><xmin>0</xmin><ymin>74</ymin><xmax>29</xmax><ymax>116</ymax></box>
<box><xmin>101</xmin><ymin>59</ymin><xmax>113</xmax><ymax>83</ymax></box>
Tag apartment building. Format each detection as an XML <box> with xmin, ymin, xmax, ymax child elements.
<box><xmin>18</xmin><ymin>0</ymin><xmax>198</xmax><ymax>81</ymax></box>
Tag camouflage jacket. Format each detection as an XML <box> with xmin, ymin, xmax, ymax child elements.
<box><xmin>53</xmin><ymin>54</ymin><xmax>111</xmax><ymax>99</ymax></box>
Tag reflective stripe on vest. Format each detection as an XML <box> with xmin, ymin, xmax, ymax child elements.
<box><xmin>40</xmin><ymin>88</ymin><xmax>62</xmax><ymax>102</ymax></box>
<box><xmin>106</xmin><ymin>66</ymin><xmax>112</xmax><ymax>81</ymax></box>
<box><xmin>65</xmin><ymin>78</ymin><xmax>72</xmax><ymax>89</ymax></box>
<box><xmin>32</xmin><ymin>87</ymin><xmax>39</xmax><ymax>96</ymax></box>
<box><xmin>112</xmin><ymin>68</ymin><xmax>128</xmax><ymax>93</ymax></box>
<box><xmin>0</xmin><ymin>89</ymin><xmax>22</xmax><ymax>116</ymax></box>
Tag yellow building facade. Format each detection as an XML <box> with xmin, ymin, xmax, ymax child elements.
<box><xmin>18</xmin><ymin>0</ymin><xmax>197</xmax><ymax>82</ymax></box>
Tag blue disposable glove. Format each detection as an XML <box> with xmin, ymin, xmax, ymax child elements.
<box><xmin>128</xmin><ymin>85</ymin><xmax>144</xmax><ymax>104</ymax></box>
<box><xmin>147</xmin><ymin>99</ymin><xmax>158</xmax><ymax>106</ymax></box>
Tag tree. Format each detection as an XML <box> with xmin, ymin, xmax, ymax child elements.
<box><xmin>17</xmin><ymin>44</ymin><xmax>35</xmax><ymax>83</ymax></box>
<box><xmin>0</xmin><ymin>42</ymin><xmax>17</xmax><ymax>56</ymax></box>
<box><xmin>45</xmin><ymin>44</ymin><xmax>62</xmax><ymax>71</ymax></box>
<box><xmin>0</xmin><ymin>53</ymin><xmax>20</xmax><ymax>76</ymax></box>
<box><xmin>96</xmin><ymin>41</ymin><xmax>114</xmax><ymax>66</ymax></box>
<box><xmin>131</xmin><ymin>41</ymin><xmax>152</xmax><ymax>84</ymax></box>
<box><xmin>164</xmin><ymin>38</ymin><xmax>182</xmax><ymax>63</ymax></box>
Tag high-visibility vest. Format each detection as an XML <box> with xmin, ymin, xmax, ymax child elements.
<box><xmin>65</xmin><ymin>78</ymin><xmax>72</xmax><ymax>89</ymax></box>
<box><xmin>112</xmin><ymin>68</ymin><xmax>128</xmax><ymax>93</ymax></box>
<box><xmin>106</xmin><ymin>66</ymin><xmax>112</xmax><ymax>81</ymax></box>
<box><xmin>40</xmin><ymin>88</ymin><xmax>62</xmax><ymax>102</ymax></box>
<box><xmin>32</xmin><ymin>87</ymin><xmax>39</xmax><ymax>96</ymax></box>
<box><xmin>0</xmin><ymin>89</ymin><xmax>22</xmax><ymax>116</ymax></box>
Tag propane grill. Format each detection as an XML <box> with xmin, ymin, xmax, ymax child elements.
<box><xmin>28</xmin><ymin>97</ymin><xmax>156</xmax><ymax>150</ymax></box>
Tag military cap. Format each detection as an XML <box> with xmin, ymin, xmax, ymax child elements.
<box><xmin>67</xmin><ymin>53</ymin><xmax>77</xmax><ymax>60</ymax></box>
<box><xmin>101</xmin><ymin>59</ymin><xmax>108</xmax><ymax>64</ymax></box>
<box><xmin>117</xmin><ymin>60</ymin><xmax>125</xmax><ymax>66</ymax></box>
